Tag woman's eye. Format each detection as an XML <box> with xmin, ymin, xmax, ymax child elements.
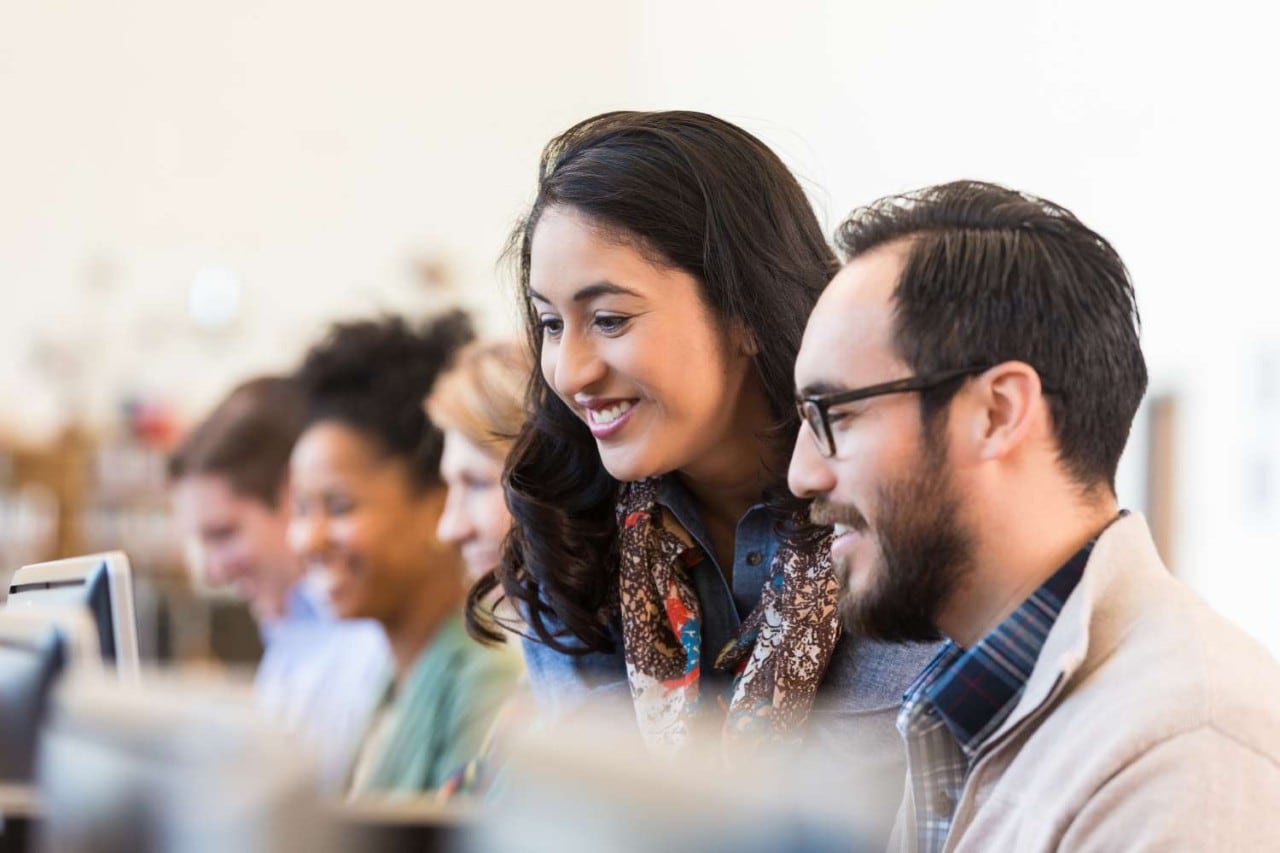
<box><xmin>538</xmin><ymin>316</ymin><xmax>564</xmax><ymax>338</ymax></box>
<box><xmin>325</xmin><ymin>497</ymin><xmax>355</xmax><ymax>515</ymax></box>
<box><xmin>593</xmin><ymin>314</ymin><xmax>630</xmax><ymax>335</ymax></box>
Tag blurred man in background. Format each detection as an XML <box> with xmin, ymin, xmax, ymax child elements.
<box><xmin>169</xmin><ymin>376</ymin><xmax>389</xmax><ymax>792</ymax></box>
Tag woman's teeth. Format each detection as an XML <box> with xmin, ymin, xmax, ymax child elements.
<box><xmin>589</xmin><ymin>401</ymin><xmax>634</xmax><ymax>425</ymax></box>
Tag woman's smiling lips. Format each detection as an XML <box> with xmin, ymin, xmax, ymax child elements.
<box><xmin>576</xmin><ymin>397</ymin><xmax>639</xmax><ymax>440</ymax></box>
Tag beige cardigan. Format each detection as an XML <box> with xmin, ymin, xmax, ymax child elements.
<box><xmin>892</xmin><ymin>513</ymin><xmax>1280</xmax><ymax>852</ymax></box>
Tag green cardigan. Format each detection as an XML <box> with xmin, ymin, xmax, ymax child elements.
<box><xmin>349</xmin><ymin>612</ymin><xmax>522</xmax><ymax>795</ymax></box>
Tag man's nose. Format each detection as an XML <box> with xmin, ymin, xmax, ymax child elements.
<box><xmin>788</xmin><ymin>420</ymin><xmax>837</xmax><ymax>500</ymax></box>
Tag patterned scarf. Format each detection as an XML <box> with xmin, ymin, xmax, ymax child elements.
<box><xmin>616</xmin><ymin>478</ymin><xmax>842</xmax><ymax>754</ymax></box>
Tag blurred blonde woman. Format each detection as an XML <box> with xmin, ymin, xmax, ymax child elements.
<box><xmin>426</xmin><ymin>340</ymin><xmax>534</xmax><ymax>798</ymax></box>
<box><xmin>428</xmin><ymin>340</ymin><xmax>532</xmax><ymax>585</ymax></box>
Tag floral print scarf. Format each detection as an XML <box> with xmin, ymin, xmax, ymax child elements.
<box><xmin>616</xmin><ymin>478</ymin><xmax>842</xmax><ymax>754</ymax></box>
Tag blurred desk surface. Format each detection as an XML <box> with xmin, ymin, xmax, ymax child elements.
<box><xmin>2</xmin><ymin>785</ymin><xmax>476</xmax><ymax>852</ymax></box>
<box><xmin>328</xmin><ymin>795</ymin><xmax>474</xmax><ymax>852</ymax></box>
<box><xmin>0</xmin><ymin>784</ymin><xmax>39</xmax><ymax>853</ymax></box>
<box><xmin>0</xmin><ymin>784</ymin><xmax>39</xmax><ymax>819</ymax></box>
<box><xmin>329</xmin><ymin>794</ymin><xmax>474</xmax><ymax>824</ymax></box>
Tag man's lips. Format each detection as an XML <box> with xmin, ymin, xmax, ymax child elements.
<box><xmin>831</xmin><ymin>523</ymin><xmax>864</xmax><ymax>559</ymax></box>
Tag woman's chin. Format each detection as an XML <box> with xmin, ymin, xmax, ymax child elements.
<box><xmin>463</xmin><ymin>557</ymin><xmax>499</xmax><ymax>583</ymax></box>
<box><xmin>597</xmin><ymin>449</ymin><xmax>666</xmax><ymax>484</ymax></box>
<box><xmin>327</xmin><ymin>587</ymin><xmax>369</xmax><ymax>622</ymax></box>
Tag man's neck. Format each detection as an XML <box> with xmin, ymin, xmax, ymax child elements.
<box><xmin>940</xmin><ymin>490</ymin><xmax>1119</xmax><ymax>649</ymax></box>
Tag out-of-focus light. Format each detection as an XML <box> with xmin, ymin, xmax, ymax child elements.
<box><xmin>188</xmin><ymin>267</ymin><xmax>242</xmax><ymax>330</ymax></box>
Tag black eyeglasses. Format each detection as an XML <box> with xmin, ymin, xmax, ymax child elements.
<box><xmin>796</xmin><ymin>366</ymin><xmax>993</xmax><ymax>458</ymax></box>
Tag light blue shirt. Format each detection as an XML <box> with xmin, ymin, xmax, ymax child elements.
<box><xmin>254</xmin><ymin>574</ymin><xmax>391</xmax><ymax>792</ymax></box>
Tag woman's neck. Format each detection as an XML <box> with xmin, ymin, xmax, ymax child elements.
<box><xmin>675</xmin><ymin>438</ymin><xmax>784</xmax><ymax>582</ymax></box>
<box><xmin>383</xmin><ymin>581</ymin><xmax>465</xmax><ymax>688</ymax></box>
<box><xmin>676</xmin><ymin>464</ymin><xmax>772</xmax><ymax>532</ymax></box>
<box><xmin>671</xmin><ymin>368</ymin><xmax>782</xmax><ymax>580</ymax></box>
<box><xmin>678</xmin><ymin>370</ymin><xmax>782</xmax><ymax>518</ymax></box>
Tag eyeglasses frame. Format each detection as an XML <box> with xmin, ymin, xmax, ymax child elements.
<box><xmin>796</xmin><ymin>365</ymin><xmax>996</xmax><ymax>458</ymax></box>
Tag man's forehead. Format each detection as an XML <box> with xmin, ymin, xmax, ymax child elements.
<box><xmin>796</xmin><ymin>245</ymin><xmax>907</xmax><ymax>389</ymax></box>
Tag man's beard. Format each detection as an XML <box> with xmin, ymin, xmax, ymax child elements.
<box><xmin>811</xmin><ymin>435</ymin><xmax>975</xmax><ymax>644</ymax></box>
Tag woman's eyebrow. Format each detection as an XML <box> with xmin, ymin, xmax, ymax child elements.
<box><xmin>527</xmin><ymin>281</ymin><xmax>641</xmax><ymax>304</ymax></box>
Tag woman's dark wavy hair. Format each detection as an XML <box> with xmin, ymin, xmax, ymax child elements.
<box><xmin>295</xmin><ymin>311</ymin><xmax>474</xmax><ymax>490</ymax></box>
<box><xmin>465</xmin><ymin>111</ymin><xmax>838</xmax><ymax>653</ymax></box>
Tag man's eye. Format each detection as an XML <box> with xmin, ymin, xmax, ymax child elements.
<box><xmin>594</xmin><ymin>314</ymin><xmax>630</xmax><ymax>335</ymax></box>
<box><xmin>538</xmin><ymin>316</ymin><xmax>564</xmax><ymax>338</ymax></box>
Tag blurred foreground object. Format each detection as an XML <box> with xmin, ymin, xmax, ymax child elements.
<box><xmin>33</xmin><ymin>671</ymin><xmax>475</xmax><ymax>852</ymax></box>
<box><xmin>471</xmin><ymin>713</ymin><xmax>894</xmax><ymax>853</ymax></box>
<box><xmin>35</xmin><ymin>671</ymin><xmax>326</xmax><ymax>853</ymax></box>
<box><xmin>0</xmin><ymin>609</ymin><xmax>100</xmax><ymax>785</ymax></box>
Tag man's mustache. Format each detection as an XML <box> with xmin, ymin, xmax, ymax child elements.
<box><xmin>810</xmin><ymin>498</ymin><xmax>868</xmax><ymax>533</ymax></box>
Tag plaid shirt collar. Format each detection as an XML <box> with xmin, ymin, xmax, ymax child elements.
<box><xmin>897</xmin><ymin>515</ymin><xmax>1124</xmax><ymax>852</ymax></box>
<box><xmin>902</xmin><ymin>527</ymin><xmax>1106</xmax><ymax>758</ymax></box>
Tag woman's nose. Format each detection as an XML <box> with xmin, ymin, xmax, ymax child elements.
<box><xmin>549</xmin><ymin>330</ymin><xmax>606</xmax><ymax>398</ymax></box>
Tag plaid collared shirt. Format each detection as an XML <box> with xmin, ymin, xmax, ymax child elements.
<box><xmin>897</xmin><ymin>537</ymin><xmax>1099</xmax><ymax>852</ymax></box>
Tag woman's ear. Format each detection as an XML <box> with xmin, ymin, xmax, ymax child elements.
<box><xmin>731</xmin><ymin>322</ymin><xmax>760</xmax><ymax>357</ymax></box>
<box><xmin>273</xmin><ymin>475</ymin><xmax>293</xmax><ymax>516</ymax></box>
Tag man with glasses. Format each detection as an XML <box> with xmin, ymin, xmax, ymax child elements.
<box><xmin>789</xmin><ymin>181</ymin><xmax>1280</xmax><ymax>851</ymax></box>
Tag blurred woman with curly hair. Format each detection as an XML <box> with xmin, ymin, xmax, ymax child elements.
<box><xmin>288</xmin><ymin>311</ymin><xmax>522</xmax><ymax>796</ymax></box>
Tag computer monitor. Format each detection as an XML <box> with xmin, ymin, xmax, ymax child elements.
<box><xmin>0</xmin><ymin>614</ymin><xmax>66</xmax><ymax>782</ymax></box>
<box><xmin>5</xmin><ymin>551</ymin><xmax>140</xmax><ymax>679</ymax></box>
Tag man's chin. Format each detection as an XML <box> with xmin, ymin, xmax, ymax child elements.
<box><xmin>835</xmin><ymin>552</ymin><xmax>875</xmax><ymax>597</ymax></box>
<box><xmin>245</xmin><ymin>591</ymin><xmax>286</xmax><ymax>625</ymax></box>
<box><xmin>837</xmin><ymin>575</ymin><xmax>944</xmax><ymax>644</ymax></box>
<box><xmin>841</xmin><ymin>602</ymin><xmax>936</xmax><ymax>643</ymax></box>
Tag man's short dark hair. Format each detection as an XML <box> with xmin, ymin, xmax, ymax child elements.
<box><xmin>835</xmin><ymin>180</ymin><xmax>1148</xmax><ymax>490</ymax></box>
<box><xmin>168</xmin><ymin>376</ymin><xmax>306</xmax><ymax>506</ymax></box>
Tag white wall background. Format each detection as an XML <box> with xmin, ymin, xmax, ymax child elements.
<box><xmin>2</xmin><ymin>0</ymin><xmax>1277</xmax><ymax>650</ymax></box>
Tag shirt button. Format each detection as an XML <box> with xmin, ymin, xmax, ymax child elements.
<box><xmin>746</xmin><ymin>551</ymin><xmax>764</xmax><ymax>567</ymax></box>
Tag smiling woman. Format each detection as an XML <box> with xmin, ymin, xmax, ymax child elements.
<box><xmin>526</xmin><ymin>207</ymin><xmax>766</xmax><ymax>487</ymax></box>
<box><xmin>467</xmin><ymin>111</ymin><xmax>938</xmax><ymax>821</ymax></box>
<box><xmin>427</xmin><ymin>340</ymin><xmax>533</xmax><ymax>583</ymax></box>
<box><xmin>288</xmin><ymin>313</ymin><xmax>522</xmax><ymax>796</ymax></box>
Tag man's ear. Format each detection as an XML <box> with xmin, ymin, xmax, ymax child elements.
<box><xmin>965</xmin><ymin>361</ymin><xmax>1047</xmax><ymax>462</ymax></box>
